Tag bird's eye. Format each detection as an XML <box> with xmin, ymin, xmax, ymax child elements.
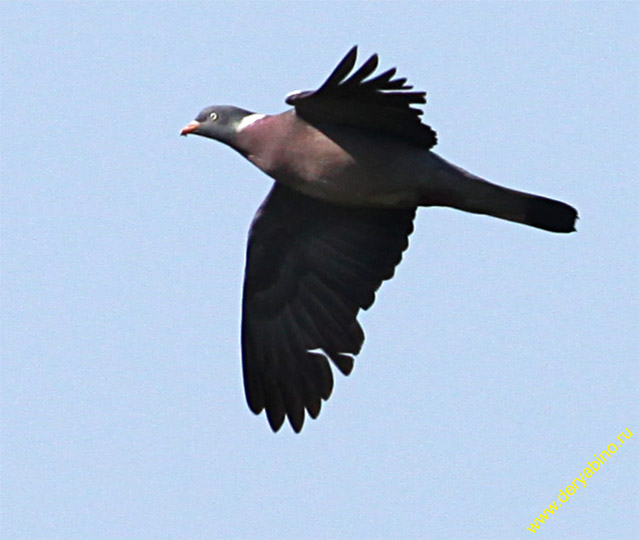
<box><xmin>209</xmin><ymin>112</ymin><xmax>219</xmax><ymax>121</ymax></box>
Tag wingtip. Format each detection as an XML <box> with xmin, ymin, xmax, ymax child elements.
<box><xmin>288</xmin><ymin>415</ymin><xmax>305</xmax><ymax>433</ymax></box>
<box><xmin>343</xmin><ymin>45</ymin><xmax>359</xmax><ymax>66</ymax></box>
<box><xmin>266</xmin><ymin>410</ymin><xmax>285</xmax><ymax>433</ymax></box>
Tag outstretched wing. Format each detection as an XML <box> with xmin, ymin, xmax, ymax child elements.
<box><xmin>242</xmin><ymin>183</ymin><xmax>416</xmax><ymax>432</ymax></box>
<box><xmin>285</xmin><ymin>46</ymin><xmax>437</xmax><ymax>149</ymax></box>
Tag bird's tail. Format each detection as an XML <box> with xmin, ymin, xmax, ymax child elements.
<box><xmin>422</xmin><ymin>155</ymin><xmax>578</xmax><ymax>233</ymax></box>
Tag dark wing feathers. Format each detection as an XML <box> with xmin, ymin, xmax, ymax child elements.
<box><xmin>316</xmin><ymin>45</ymin><xmax>358</xmax><ymax>92</ymax></box>
<box><xmin>340</xmin><ymin>53</ymin><xmax>379</xmax><ymax>89</ymax></box>
<box><xmin>285</xmin><ymin>46</ymin><xmax>437</xmax><ymax>149</ymax></box>
<box><xmin>242</xmin><ymin>184</ymin><xmax>416</xmax><ymax>432</ymax></box>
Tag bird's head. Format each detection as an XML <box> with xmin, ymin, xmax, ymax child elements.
<box><xmin>180</xmin><ymin>105</ymin><xmax>257</xmax><ymax>146</ymax></box>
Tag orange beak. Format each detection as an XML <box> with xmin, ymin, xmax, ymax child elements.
<box><xmin>180</xmin><ymin>121</ymin><xmax>201</xmax><ymax>136</ymax></box>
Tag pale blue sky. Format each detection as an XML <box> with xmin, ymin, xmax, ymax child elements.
<box><xmin>1</xmin><ymin>2</ymin><xmax>637</xmax><ymax>539</ymax></box>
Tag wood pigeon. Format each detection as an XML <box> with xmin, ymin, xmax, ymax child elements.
<box><xmin>180</xmin><ymin>47</ymin><xmax>578</xmax><ymax>433</ymax></box>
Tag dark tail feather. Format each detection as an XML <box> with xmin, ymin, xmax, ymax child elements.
<box><xmin>525</xmin><ymin>196</ymin><xmax>578</xmax><ymax>233</ymax></box>
<box><xmin>424</xmin><ymin>156</ymin><xmax>579</xmax><ymax>234</ymax></box>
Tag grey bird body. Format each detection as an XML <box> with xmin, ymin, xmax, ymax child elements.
<box><xmin>239</xmin><ymin>110</ymin><xmax>433</xmax><ymax>206</ymax></box>
<box><xmin>181</xmin><ymin>47</ymin><xmax>578</xmax><ymax>432</ymax></box>
<box><xmin>218</xmin><ymin>107</ymin><xmax>575</xmax><ymax>230</ymax></box>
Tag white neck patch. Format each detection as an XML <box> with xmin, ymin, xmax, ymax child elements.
<box><xmin>237</xmin><ymin>113</ymin><xmax>266</xmax><ymax>132</ymax></box>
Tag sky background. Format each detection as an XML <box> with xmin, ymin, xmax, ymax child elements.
<box><xmin>1</xmin><ymin>2</ymin><xmax>638</xmax><ymax>539</ymax></box>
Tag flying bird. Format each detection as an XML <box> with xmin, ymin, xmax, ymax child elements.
<box><xmin>180</xmin><ymin>47</ymin><xmax>577</xmax><ymax>433</ymax></box>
